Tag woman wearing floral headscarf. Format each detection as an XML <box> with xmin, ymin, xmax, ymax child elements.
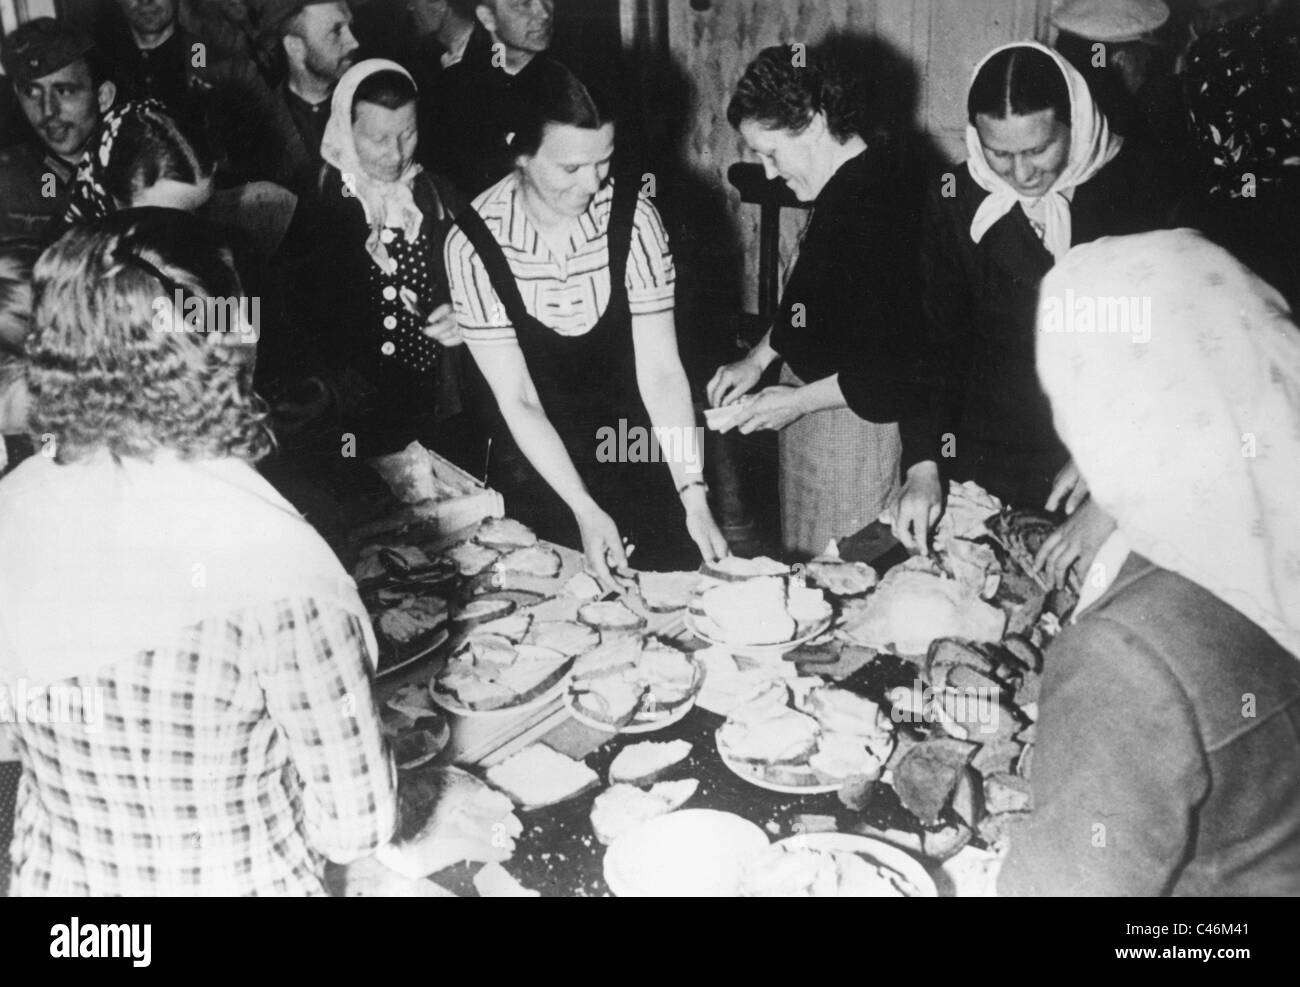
<box><xmin>62</xmin><ymin>99</ymin><xmax>216</xmax><ymax>223</ymax></box>
<box><xmin>287</xmin><ymin>58</ymin><xmax>473</xmax><ymax>479</ymax></box>
<box><xmin>892</xmin><ymin>42</ymin><xmax>1170</xmax><ymax>583</ymax></box>
<box><xmin>999</xmin><ymin>229</ymin><xmax>1300</xmax><ymax>896</ymax></box>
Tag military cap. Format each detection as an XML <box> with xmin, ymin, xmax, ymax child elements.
<box><xmin>1052</xmin><ymin>0</ymin><xmax>1170</xmax><ymax>44</ymax></box>
<box><xmin>1</xmin><ymin>17</ymin><xmax>94</xmax><ymax>86</ymax></box>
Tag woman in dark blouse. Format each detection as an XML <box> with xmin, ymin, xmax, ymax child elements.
<box><xmin>707</xmin><ymin>46</ymin><xmax>928</xmax><ymax>558</ymax></box>
<box><xmin>893</xmin><ymin>42</ymin><xmax>1169</xmax><ymax>588</ymax></box>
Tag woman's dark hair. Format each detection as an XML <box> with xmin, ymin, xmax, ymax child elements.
<box><xmin>104</xmin><ymin>105</ymin><xmax>215</xmax><ymax>205</ymax></box>
<box><xmin>507</xmin><ymin>60</ymin><xmax>618</xmax><ymax>159</ymax></box>
<box><xmin>352</xmin><ymin>70</ymin><xmax>418</xmax><ymax>117</ymax></box>
<box><xmin>727</xmin><ymin>44</ymin><xmax>866</xmax><ymax>141</ymax></box>
<box><xmin>967</xmin><ymin>45</ymin><xmax>1072</xmax><ymax>126</ymax></box>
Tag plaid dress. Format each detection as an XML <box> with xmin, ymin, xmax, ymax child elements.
<box><xmin>7</xmin><ymin>598</ymin><xmax>396</xmax><ymax>897</ymax></box>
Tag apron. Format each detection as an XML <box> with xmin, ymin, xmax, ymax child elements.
<box><xmin>778</xmin><ymin>364</ymin><xmax>901</xmax><ymax>559</ymax></box>
<box><xmin>452</xmin><ymin>179</ymin><xmax>696</xmax><ymax>570</ymax></box>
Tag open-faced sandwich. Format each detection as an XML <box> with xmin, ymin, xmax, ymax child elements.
<box><xmin>473</xmin><ymin>517</ymin><xmax>538</xmax><ymax>552</ymax></box>
<box><xmin>700</xmin><ymin>555</ymin><xmax>791</xmax><ymax>582</ymax></box>
<box><xmin>569</xmin><ymin>638</ymin><xmax>702</xmax><ymax>730</ymax></box>
<box><xmin>377</xmin><ymin>596</ymin><xmax>449</xmax><ymax>645</ymax></box>
<box><xmin>432</xmin><ymin>636</ymin><xmax>570</xmax><ymax>713</ymax></box>
<box><xmin>692</xmin><ymin>576</ymin><xmax>831</xmax><ymax>647</ymax></box>
<box><xmin>443</xmin><ymin>540</ymin><xmax>500</xmax><ymax>577</ymax></box>
<box><xmin>716</xmin><ymin>681</ymin><xmax>895</xmax><ymax>789</ymax></box>
<box><xmin>636</xmin><ymin>570</ymin><xmax>701</xmax><ymax>613</ymax></box>
<box><xmin>494</xmin><ymin>544</ymin><xmax>564</xmax><ymax>579</ymax></box>
<box><xmin>577</xmin><ymin>600</ymin><xmax>646</xmax><ymax>633</ymax></box>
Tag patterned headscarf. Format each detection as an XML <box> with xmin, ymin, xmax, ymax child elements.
<box><xmin>63</xmin><ymin>99</ymin><xmax>174</xmax><ymax>224</ymax></box>
<box><xmin>965</xmin><ymin>42</ymin><xmax>1124</xmax><ymax>260</ymax></box>
<box><xmin>320</xmin><ymin>59</ymin><xmax>424</xmax><ymax>275</ymax></box>
<box><xmin>1037</xmin><ymin>229</ymin><xmax>1300</xmax><ymax>660</ymax></box>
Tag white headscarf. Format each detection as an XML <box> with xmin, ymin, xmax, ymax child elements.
<box><xmin>320</xmin><ymin>58</ymin><xmax>425</xmax><ymax>274</ymax></box>
<box><xmin>965</xmin><ymin>41</ymin><xmax>1123</xmax><ymax>260</ymax></box>
<box><xmin>1037</xmin><ymin>229</ymin><xmax>1300</xmax><ymax>660</ymax></box>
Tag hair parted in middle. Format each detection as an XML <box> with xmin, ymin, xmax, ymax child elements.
<box><xmin>506</xmin><ymin>58</ymin><xmax>619</xmax><ymax>159</ymax></box>
<box><xmin>727</xmin><ymin>43</ymin><xmax>868</xmax><ymax>141</ymax></box>
<box><xmin>352</xmin><ymin>69</ymin><xmax>418</xmax><ymax>117</ymax></box>
<box><xmin>967</xmin><ymin>44</ymin><xmax>1072</xmax><ymax>126</ymax></box>
<box><xmin>26</xmin><ymin>208</ymin><xmax>273</xmax><ymax>465</ymax></box>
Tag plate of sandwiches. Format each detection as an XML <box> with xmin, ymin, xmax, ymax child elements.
<box><xmin>737</xmin><ymin>833</ymin><xmax>936</xmax><ymax>898</ymax></box>
<box><xmin>715</xmin><ymin>680</ymin><xmax>896</xmax><ymax>794</ymax></box>
<box><xmin>566</xmin><ymin>636</ymin><xmax>705</xmax><ymax>733</ymax></box>
<box><xmin>685</xmin><ymin>574</ymin><xmax>833</xmax><ymax>659</ymax></box>
<box><xmin>429</xmin><ymin>636</ymin><xmax>574</xmax><ymax>717</ymax></box>
<box><xmin>374</xmin><ymin>595</ymin><xmax>453</xmax><ymax>679</ymax></box>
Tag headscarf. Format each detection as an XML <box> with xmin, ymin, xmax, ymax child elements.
<box><xmin>320</xmin><ymin>59</ymin><xmax>424</xmax><ymax>275</ymax></box>
<box><xmin>1037</xmin><ymin>229</ymin><xmax>1300</xmax><ymax>660</ymax></box>
<box><xmin>0</xmin><ymin>450</ymin><xmax>377</xmax><ymax>689</ymax></box>
<box><xmin>965</xmin><ymin>41</ymin><xmax>1124</xmax><ymax>260</ymax></box>
<box><xmin>63</xmin><ymin>99</ymin><xmax>175</xmax><ymax>224</ymax></box>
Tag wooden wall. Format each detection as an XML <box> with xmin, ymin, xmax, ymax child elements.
<box><xmin>654</xmin><ymin>0</ymin><xmax>1054</xmax><ymax>319</ymax></box>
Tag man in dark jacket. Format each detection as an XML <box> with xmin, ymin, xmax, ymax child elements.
<box><xmin>0</xmin><ymin>19</ymin><xmax>115</xmax><ymax>243</ymax></box>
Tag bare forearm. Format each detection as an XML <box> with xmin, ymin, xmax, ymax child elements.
<box><xmin>638</xmin><ymin>369</ymin><xmax>705</xmax><ymax>492</ymax></box>
<box><xmin>500</xmin><ymin>401</ymin><xmax>600</xmax><ymax>516</ymax></box>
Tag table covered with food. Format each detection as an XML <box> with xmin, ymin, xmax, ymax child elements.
<box><xmin>336</xmin><ymin>478</ymin><xmax>1074</xmax><ymax>897</ymax></box>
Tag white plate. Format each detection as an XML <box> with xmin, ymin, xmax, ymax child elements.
<box><xmin>714</xmin><ymin>730</ymin><xmax>841</xmax><ymax>795</ymax></box>
<box><xmin>684</xmin><ymin>611</ymin><xmax>832</xmax><ymax>660</ymax></box>
<box><xmin>603</xmin><ymin>809</ymin><xmax>769</xmax><ymax>897</ymax></box>
<box><xmin>768</xmin><ymin>833</ymin><xmax>937</xmax><ymax>897</ymax></box>
<box><xmin>429</xmin><ymin>645</ymin><xmax>572</xmax><ymax>718</ymax></box>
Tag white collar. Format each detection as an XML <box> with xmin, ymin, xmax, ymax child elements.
<box><xmin>1072</xmin><ymin>529</ymin><xmax>1131</xmax><ymax>621</ymax></box>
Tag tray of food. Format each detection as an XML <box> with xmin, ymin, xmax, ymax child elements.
<box><xmin>430</xmin><ymin>637</ymin><xmax>574</xmax><ymax>718</ymax></box>
<box><xmin>685</xmin><ymin>570</ymin><xmax>833</xmax><ymax>659</ymax></box>
<box><xmin>373</xmin><ymin>594</ymin><xmax>452</xmax><ymax>680</ymax></box>
<box><xmin>566</xmin><ymin>636</ymin><xmax>705</xmax><ymax>733</ymax></box>
<box><xmin>715</xmin><ymin>679</ymin><xmax>896</xmax><ymax>794</ymax></box>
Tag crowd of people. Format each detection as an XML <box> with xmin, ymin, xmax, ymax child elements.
<box><xmin>0</xmin><ymin>0</ymin><xmax>1296</xmax><ymax>896</ymax></box>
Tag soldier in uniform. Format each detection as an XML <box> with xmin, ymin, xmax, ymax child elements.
<box><xmin>0</xmin><ymin>19</ymin><xmax>116</xmax><ymax>243</ymax></box>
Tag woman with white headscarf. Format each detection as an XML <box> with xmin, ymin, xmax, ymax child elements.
<box><xmin>892</xmin><ymin>42</ymin><xmax>1170</xmax><ymax>578</ymax></box>
<box><xmin>286</xmin><ymin>58</ymin><xmax>475</xmax><ymax>482</ymax></box>
<box><xmin>998</xmin><ymin>228</ymin><xmax>1300</xmax><ymax>897</ymax></box>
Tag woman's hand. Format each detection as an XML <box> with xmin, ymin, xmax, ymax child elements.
<box><xmin>681</xmin><ymin>487</ymin><xmax>730</xmax><ymax>563</ymax></box>
<box><xmin>574</xmin><ymin>501</ymin><xmax>626</xmax><ymax>593</ymax></box>
<box><xmin>734</xmin><ymin>385</ymin><xmax>805</xmax><ymax>434</ymax></box>
<box><xmin>1034</xmin><ymin>498</ymin><xmax>1118</xmax><ymax>592</ymax></box>
<box><xmin>1045</xmin><ymin>460</ymin><xmax>1090</xmax><ymax>515</ymax></box>
<box><xmin>421</xmin><ymin>303</ymin><xmax>463</xmax><ymax>347</ymax></box>
<box><xmin>707</xmin><ymin>352</ymin><xmax>764</xmax><ymax>408</ymax></box>
<box><xmin>892</xmin><ymin>461</ymin><xmax>944</xmax><ymax>555</ymax></box>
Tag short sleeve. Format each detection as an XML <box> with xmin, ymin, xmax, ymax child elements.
<box><xmin>444</xmin><ymin>224</ymin><xmax>516</xmax><ymax>345</ymax></box>
<box><xmin>625</xmin><ymin>193</ymin><xmax>676</xmax><ymax>317</ymax></box>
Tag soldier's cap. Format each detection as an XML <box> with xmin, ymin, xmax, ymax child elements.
<box><xmin>1051</xmin><ymin>0</ymin><xmax>1170</xmax><ymax>44</ymax></box>
<box><xmin>1</xmin><ymin>17</ymin><xmax>95</xmax><ymax>87</ymax></box>
<box><xmin>259</xmin><ymin>0</ymin><xmax>343</xmax><ymax>45</ymax></box>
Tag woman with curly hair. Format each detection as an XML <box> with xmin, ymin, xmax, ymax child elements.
<box><xmin>707</xmin><ymin>44</ymin><xmax>929</xmax><ymax>558</ymax></box>
<box><xmin>0</xmin><ymin>209</ymin><xmax>395</xmax><ymax>895</ymax></box>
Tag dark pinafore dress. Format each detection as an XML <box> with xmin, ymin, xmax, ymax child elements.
<box><xmin>453</xmin><ymin>178</ymin><xmax>697</xmax><ymax>570</ymax></box>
